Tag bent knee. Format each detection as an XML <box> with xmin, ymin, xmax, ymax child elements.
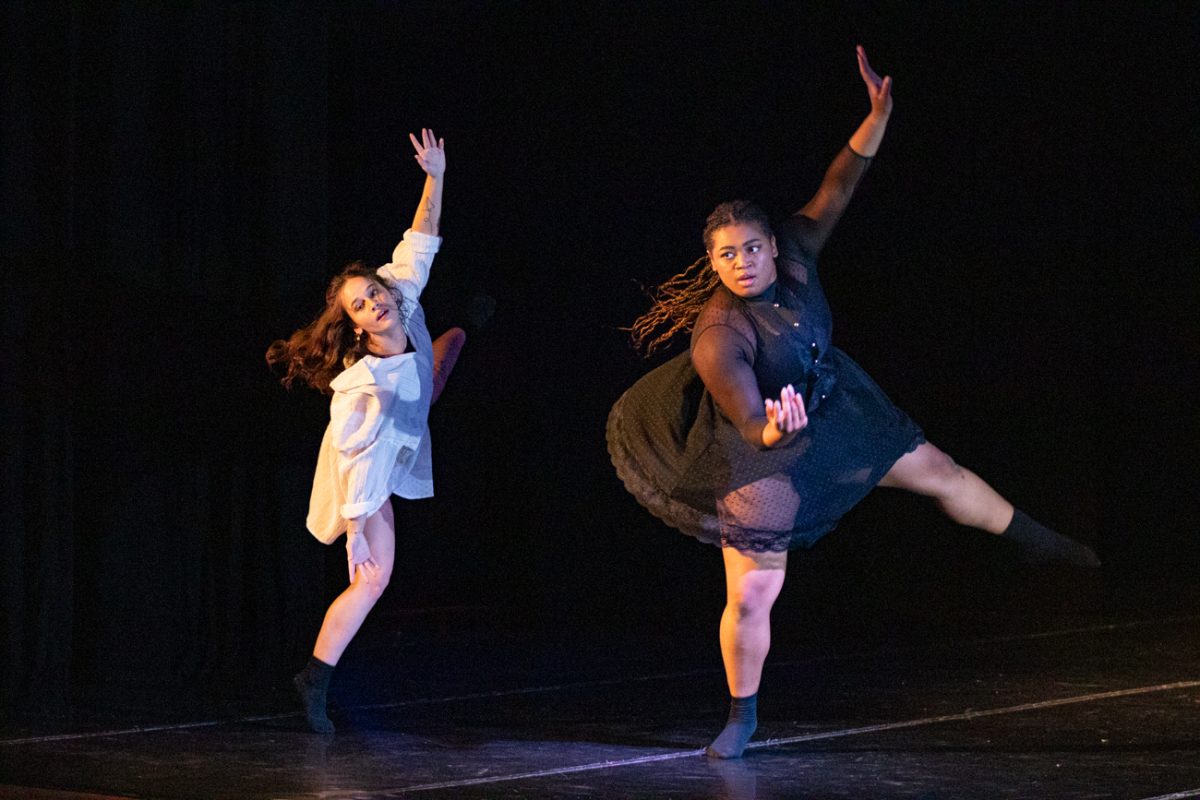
<box><xmin>355</xmin><ymin>570</ymin><xmax>392</xmax><ymax>601</ymax></box>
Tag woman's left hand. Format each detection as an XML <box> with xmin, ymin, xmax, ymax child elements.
<box><xmin>345</xmin><ymin>524</ymin><xmax>379</xmax><ymax>585</ymax></box>
<box><xmin>857</xmin><ymin>45</ymin><xmax>892</xmax><ymax>118</ymax></box>
<box><xmin>409</xmin><ymin>128</ymin><xmax>445</xmax><ymax>179</ymax></box>
<box><xmin>761</xmin><ymin>383</ymin><xmax>808</xmax><ymax>447</ymax></box>
<box><xmin>766</xmin><ymin>383</ymin><xmax>808</xmax><ymax>435</ymax></box>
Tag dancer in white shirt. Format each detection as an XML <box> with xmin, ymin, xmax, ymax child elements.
<box><xmin>267</xmin><ymin>129</ymin><xmax>463</xmax><ymax>733</ymax></box>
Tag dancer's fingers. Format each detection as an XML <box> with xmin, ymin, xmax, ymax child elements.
<box><xmin>858</xmin><ymin>45</ymin><xmax>880</xmax><ymax>87</ymax></box>
<box><xmin>778</xmin><ymin>385</ymin><xmax>793</xmax><ymax>429</ymax></box>
<box><xmin>793</xmin><ymin>394</ymin><xmax>807</xmax><ymax>430</ymax></box>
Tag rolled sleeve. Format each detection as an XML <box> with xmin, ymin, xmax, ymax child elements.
<box><xmin>338</xmin><ymin>436</ymin><xmax>401</xmax><ymax>520</ymax></box>
<box><xmin>377</xmin><ymin>229</ymin><xmax>441</xmax><ymax>304</ymax></box>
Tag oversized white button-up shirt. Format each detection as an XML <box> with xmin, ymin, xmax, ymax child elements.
<box><xmin>306</xmin><ymin>229</ymin><xmax>440</xmax><ymax>544</ymax></box>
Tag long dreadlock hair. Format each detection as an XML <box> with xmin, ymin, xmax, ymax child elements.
<box><xmin>627</xmin><ymin>199</ymin><xmax>774</xmax><ymax>356</ymax></box>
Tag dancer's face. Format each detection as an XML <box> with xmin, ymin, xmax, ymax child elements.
<box><xmin>708</xmin><ymin>222</ymin><xmax>779</xmax><ymax>298</ymax></box>
<box><xmin>341</xmin><ymin>276</ymin><xmax>400</xmax><ymax>338</ymax></box>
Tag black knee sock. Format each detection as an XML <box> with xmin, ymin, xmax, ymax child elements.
<box><xmin>293</xmin><ymin>656</ymin><xmax>336</xmax><ymax>734</ymax></box>
<box><xmin>1003</xmin><ymin>509</ymin><xmax>1100</xmax><ymax>567</ymax></box>
<box><xmin>706</xmin><ymin>693</ymin><xmax>758</xmax><ymax>759</ymax></box>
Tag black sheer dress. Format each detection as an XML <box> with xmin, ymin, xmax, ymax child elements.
<box><xmin>607</xmin><ymin>146</ymin><xmax>925</xmax><ymax>552</ymax></box>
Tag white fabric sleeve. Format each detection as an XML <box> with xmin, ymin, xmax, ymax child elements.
<box><xmin>329</xmin><ymin>390</ymin><xmax>399</xmax><ymax>520</ymax></box>
<box><xmin>377</xmin><ymin>229</ymin><xmax>441</xmax><ymax>305</ymax></box>
<box><xmin>337</xmin><ymin>435</ymin><xmax>405</xmax><ymax>520</ymax></box>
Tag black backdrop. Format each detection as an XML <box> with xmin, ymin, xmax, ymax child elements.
<box><xmin>3</xmin><ymin>1</ymin><xmax>1196</xmax><ymax>715</ymax></box>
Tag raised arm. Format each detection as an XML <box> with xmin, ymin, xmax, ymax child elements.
<box><xmin>377</xmin><ymin>130</ymin><xmax>446</xmax><ymax>300</ymax></box>
<box><xmin>409</xmin><ymin>128</ymin><xmax>445</xmax><ymax>236</ymax></box>
<box><xmin>847</xmin><ymin>46</ymin><xmax>892</xmax><ymax>157</ymax></box>
<box><xmin>786</xmin><ymin>46</ymin><xmax>893</xmax><ymax>259</ymax></box>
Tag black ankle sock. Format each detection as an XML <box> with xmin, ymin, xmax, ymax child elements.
<box><xmin>465</xmin><ymin>292</ymin><xmax>496</xmax><ymax>333</ymax></box>
<box><xmin>1003</xmin><ymin>509</ymin><xmax>1100</xmax><ymax>567</ymax></box>
<box><xmin>293</xmin><ymin>656</ymin><xmax>336</xmax><ymax>734</ymax></box>
<box><xmin>706</xmin><ymin>693</ymin><xmax>758</xmax><ymax>759</ymax></box>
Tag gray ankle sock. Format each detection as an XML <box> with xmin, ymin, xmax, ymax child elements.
<box><xmin>706</xmin><ymin>693</ymin><xmax>758</xmax><ymax>759</ymax></box>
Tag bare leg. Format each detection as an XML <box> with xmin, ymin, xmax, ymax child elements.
<box><xmin>719</xmin><ymin>547</ymin><xmax>787</xmax><ymax>696</ymax></box>
<box><xmin>878</xmin><ymin>442</ymin><xmax>1013</xmax><ymax>532</ymax></box>
<box><xmin>879</xmin><ymin>441</ymin><xmax>1098</xmax><ymax>565</ymax></box>
<box><xmin>312</xmin><ymin>501</ymin><xmax>397</xmax><ymax>665</ymax></box>
<box><xmin>294</xmin><ymin>502</ymin><xmax>397</xmax><ymax>733</ymax></box>
<box><xmin>430</xmin><ymin>327</ymin><xmax>466</xmax><ymax>405</ymax></box>
<box><xmin>708</xmin><ymin>546</ymin><xmax>786</xmax><ymax>758</ymax></box>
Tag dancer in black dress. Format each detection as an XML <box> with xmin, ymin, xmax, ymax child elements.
<box><xmin>607</xmin><ymin>47</ymin><xmax>1099</xmax><ymax>759</ymax></box>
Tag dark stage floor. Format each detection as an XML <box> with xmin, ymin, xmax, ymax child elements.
<box><xmin>3</xmin><ymin>582</ymin><xmax>1198</xmax><ymax>800</ymax></box>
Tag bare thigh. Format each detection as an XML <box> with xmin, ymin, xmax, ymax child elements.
<box><xmin>360</xmin><ymin>500</ymin><xmax>397</xmax><ymax>583</ymax></box>
<box><xmin>877</xmin><ymin>441</ymin><xmax>961</xmax><ymax>496</ymax></box>
<box><xmin>722</xmin><ymin>546</ymin><xmax>787</xmax><ymax>609</ymax></box>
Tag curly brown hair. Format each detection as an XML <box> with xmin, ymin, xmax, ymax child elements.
<box><xmin>265</xmin><ymin>262</ymin><xmax>396</xmax><ymax>394</ymax></box>
<box><xmin>627</xmin><ymin>200</ymin><xmax>774</xmax><ymax>355</ymax></box>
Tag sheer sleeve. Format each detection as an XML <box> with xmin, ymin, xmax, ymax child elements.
<box><xmin>776</xmin><ymin>145</ymin><xmax>872</xmax><ymax>265</ymax></box>
<box><xmin>691</xmin><ymin>324</ymin><xmax>770</xmax><ymax>450</ymax></box>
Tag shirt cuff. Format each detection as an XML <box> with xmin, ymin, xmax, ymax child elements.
<box><xmin>403</xmin><ymin>228</ymin><xmax>442</xmax><ymax>252</ymax></box>
<box><xmin>341</xmin><ymin>495</ymin><xmax>385</xmax><ymax>521</ymax></box>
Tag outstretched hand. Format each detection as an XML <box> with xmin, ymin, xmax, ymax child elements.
<box><xmin>409</xmin><ymin>128</ymin><xmax>445</xmax><ymax>179</ymax></box>
<box><xmin>856</xmin><ymin>45</ymin><xmax>892</xmax><ymax>118</ymax></box>
<box><xmin>765</xmin><ymin>383</ymin><xmax>808</xmax><ymax>437</ymax></box>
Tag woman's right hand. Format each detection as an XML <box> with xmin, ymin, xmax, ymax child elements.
<box><xmin>762</xmin><ymin>384</ymin><xmax>808</xmax><ymax>447</ymax></box>
<box><xmin>856</xmin><ymin>45</ymin><xmax>892</xmax><ymax>119</ymax></box>
<box><xmin>409</xmin><ymin>128</ymin><xmax>445</xmax><ymax>179</ymax></box>
<box><xmin>345</xmin><ymin>521</ymin><xmax>379</xmax><ymax>584</ymax></box>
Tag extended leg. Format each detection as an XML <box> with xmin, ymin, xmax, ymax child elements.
<box><xmin>880</xmin><ymin>442</ymin><xmax>1098</xmax><ymax>566</ymax></box>
<box><xmin>430</xmin><ymin>327</ymin><xmax>466</xmax><ymax>404</ymax></box>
